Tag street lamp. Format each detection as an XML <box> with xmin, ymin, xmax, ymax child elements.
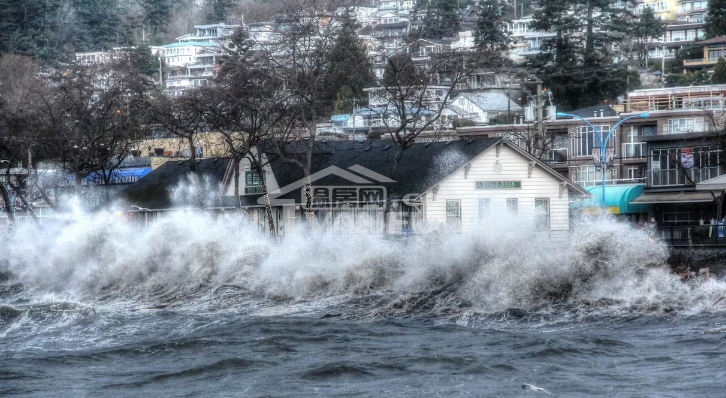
<box><xmin>556</xmin><ymin>111</ymin><xmax>650</xmax><ymax>211</ymax></box>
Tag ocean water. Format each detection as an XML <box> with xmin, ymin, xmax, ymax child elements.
<box><xmin>1</xmin><ymin>211</ymin><xmax>725</xmax><ymax>397</ymax></box>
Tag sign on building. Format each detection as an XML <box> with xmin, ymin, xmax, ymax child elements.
<box><xmin>475</xmin><ymin>181</ymin><xmax>522</xmax><ymax>189</ymax></box>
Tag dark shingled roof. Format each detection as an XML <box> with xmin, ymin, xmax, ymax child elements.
<box><xmin>117</xmin><ymin>158</ymin><xmax>231</xmax><ymax>210</ymax></box>
<box><xmin>697</xmin><ymin>35</ymin><xmax>726</xmax><ymax>45</ymax></box>
<box><xmin>261</xmin><ymin>138</ymin><xmax>501</xmax><ymax>203</ymax></box>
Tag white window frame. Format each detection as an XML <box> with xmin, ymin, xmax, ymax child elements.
<box><xmin>535</xmin><ymin>198</ymin><xmax>550</xmax><ymax>231</ymax></box>
<box><xmin>572</xmin><ymin>125</ymin><xmax>611</xmax><ymax>158</ymax></box>
<box><xmin>446</xmin><ymin>199</ymin><xmax>462</xmax><ymax>232</ymax></box>
<box><xmin>507</xmin><ymin>198</ymin><xmax>518</xmax><ymax>215</ymax></box>
<box><xmin>478</xmin><ymin>198</ymin><xmax>490</xmax><ymax>220</ymax></box>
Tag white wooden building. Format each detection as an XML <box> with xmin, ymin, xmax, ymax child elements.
<box><xmin>418</xmin><ymin>140</ymin><xmax>586</xmax><ymax>239</ymax></box>
<box><xmin>222</xmin><ymin>139</ymin><xmax>588</xmax><ymax>238</ymax></box>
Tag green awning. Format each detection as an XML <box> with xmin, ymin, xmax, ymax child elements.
<box><xmin>571</xmin><ymin>184</ymin><xmax>648</xmax><ymax>214</ymax></box>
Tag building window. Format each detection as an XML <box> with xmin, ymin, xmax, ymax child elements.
<box><xmin>245</xmin><ymin>170</ymin><xmax>261</xmax><ymax>186</ymax></box>
<box><xmin>622</xmin><ymin>126</ymin><xmax>646</xmax><ymax>158</ymax></box>
<box><xmin>664</xmin><ymin>117</ymin><xmax>706</xmax><ymax>134</ymax></box>
<box><xmin>507</xmin><ymin>198</ymin><xmax>518</xmax><ymax>215</ymax></box>
<box><xmin>627</xmin><ymin>166</ymin><xmax>643</xmax><ymax>180</ymax></box>
<box><xmin>548</xmin><ymin>134</ymin><xmax>568</xmax><ymax>163</ymax></box>
<box><xmin>641</xmin><ymin>125</ymin><xmax>657</xmax><ymax>137</ymax></box>
<box><xmin>446</xmin><ymin>199</ymin><xmax>461</xmax><ymax>232</ymax></box>
<box><xmin>573</xmin><ymin>165</ymin><xmax>617</xmax><ymax>187</ymax></box>
<box><xmin>478</xmin><ymin>198</ymin><xmax>490</xmax><ymax>219</ymax></box>
<box><xmin>535</xmin><ymin>198</ymin><xmax>550</xmax><ymax>230</ymax></box>
<box><xmin>573</xmin><ymin>125</ymin><xmax>611</xmax><ymax>158</ymax></box>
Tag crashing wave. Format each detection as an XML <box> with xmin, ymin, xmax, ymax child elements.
<box><xmin>0</xmin><ymin>210</ymin><xmax>724</xmax><ymax>319</ymax></box>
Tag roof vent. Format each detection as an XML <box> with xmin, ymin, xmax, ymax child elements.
<box><xmin>212</xmin><ymin>157</ymin><xmax>219</xmax><ymax>163</ymax></box>
<box><xmin>196</xmin><ymin>159</ymin><xmax>202</xmax><ymax>164</ymax></box>
<box><xmin>445</xmin><ymin>140</ymin><xmax>454</xmax><ymax>146</ymax></box>
<box><xmin>177</xmin><ymin>161</ymin><xmax>184</xmax><ymax>165</ymax></box>
<box><xmin>383</xmin><ymin>144</ymin><xmax>393</xmax><ymax>151</ymax></box>
<box><xmin>364</xmin><ymin>146</ymin><xmax>372</xmax><ymax>152</ymax></box>
<box><xmin>466</xmin><ymin>139</ymin><xmax>475</xmax><ymax>145</ymax></box>
<box><xmin>424</xmin><ymin>142</ymin><xmax>433</xmax><ymax>147</ymax></box>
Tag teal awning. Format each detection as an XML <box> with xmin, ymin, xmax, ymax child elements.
<box><xmin>571</xmin><ymin>184</ymin><xmax>648</xmax><ymax>214</ymax></box>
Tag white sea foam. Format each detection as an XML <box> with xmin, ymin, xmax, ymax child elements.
<box><xmin>1</xmin><ymin>207</ymin><xmax>725</xmax><ymax>316</ymax></box>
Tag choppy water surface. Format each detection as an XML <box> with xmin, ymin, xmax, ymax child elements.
<box><xmin>1</xmin><ymin>212</ymin><xmax>725</xmax><ymax>397</ymax></box>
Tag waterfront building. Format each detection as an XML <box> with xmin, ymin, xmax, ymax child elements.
<box><xmin>216</xmin><ymin>139</ymin><xmax>588</xmax><ymax>237</ymax></box>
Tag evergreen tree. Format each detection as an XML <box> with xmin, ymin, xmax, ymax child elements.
<box><xmin>204</xmin><ymin>0</ymin><xmax>236</xmax><ymax>23</ymax></box>
<box><xmin>73</xmin><ymin>0</ymin><xmax>131</xmax><ymax>52</ymax></box>
<box><xmin>142</xmin><ymin>0</ymin><xmax>173</xmax><ymax>34</ymax></box>
<box><xmin>712</xmin><ymin>57</ymin><xmax>726</xmax><ymax>84</ymax></box>
<box><xmin>416</xmin><ymin>0</ymin><xmax>461</xmax><ymax>40</ymax></box>
<box><xmin>530</xmin><ymin>0</ymin><xmax>634</xmax><ymax>110</ymax></box>
<box><xmin>326</xmin><ymin>9</ymin><xmax>373</xmax><ymax>112</ymax></box>
<box><xmin>0</xmin><ymin>0</ymin><xmax>65</xmax><ymax>62</ymax></box>
<box><xmin>706</xmin><ymin>0</ymin><xmax>726</xmax><ymax>38</ymax></box>
<box><xmin>129</xmin><ymin>44</ymin><xmax>160</xmax><ymax>78</ymax></box>
<box><xmin>473</xmin><ymin>0</ymin><xmax>511</xmax><ymax>53</ymax></box>
<box><xmin>333</xmin><ymin>85</ymin><xmax>355</xmax><ymax>115</ymax></box>
<box><xmin>632</xmin><ymin>6</ymin><xmax>664</xmax><ymax>64</ymax></box>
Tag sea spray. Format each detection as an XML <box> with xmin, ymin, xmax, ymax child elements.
<box><xmin>0</xmin><ymin>210</ymin><xmax>724</xmax><ymax>319</ymax></box>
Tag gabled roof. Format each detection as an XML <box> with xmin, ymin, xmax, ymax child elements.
<box><xmin>258</xmin><ymin>138</ymin><xmax>588</xmax><ymax>204</ymax></box>
<box><xmin>259</xmin><ymin>139</ymin><xmax>499</xmax><ymax>203</ymax></box>
<box><xmin>446</xmin><ymin>104</ymin><xmax>471</xmax><ymax>116</ymax></box>
<box><xmin>115</xmin><ymin>158</ymin><xmax>231</xmax><ymax>211</ymax></box>
<box><xmin>459</xmin><ymin>92</ymin><xmax>522</xmax><ymax>112</ymax></box>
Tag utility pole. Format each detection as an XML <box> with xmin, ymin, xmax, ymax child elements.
<box><xmin>661</xmin><ymin>45</ymin><xmax>666</xmax><ymax>82</ymax></box>
<box><xmin>159</xmin><ymin>54</ymin><xmax>163</xmax><ymax>87</ymax></box>
<box><xmin>536</xmin><ymin>78</ymin><xmax>544</xmax><ymax>152</ymax></box>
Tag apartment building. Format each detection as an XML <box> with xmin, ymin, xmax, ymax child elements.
<box><xmin>637</xmin><ymin>0</ymin><xmax>679</xmax><ymax>20</ymax></box>
<box><xmin>152</xmin><ymin>23</ymin><xmax>239</xmax><ymax>97</ymax></box>
<box><xmin>682</xmin><ymin>36</ymin><xmax>726</xmax><ymax>71</ymax></box>
<box><xmin>451</xmin><ymin>84</ymin><xmax>726</xmax><ymax>224</ymax></box>
<box><xmin>647</xmin><ymin>21</ymin><xmax>706</xmax><ymax>60</ymax></box>
<box><xmin>675</xmin><ymin>0</ymin><xmax>707</xmax><ymax>23</ymax></box>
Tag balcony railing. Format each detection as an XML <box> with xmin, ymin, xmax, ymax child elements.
<box><xmin>683</xmin><ymin>58</ymin><xmax>717</xmax><ymax>66</ymax></box>
<box><xmin>657</xmin><ymin>225</ymin><xmax>726</xmax><ymax>248</ymax></box>
<box><xmin>574</xmin><ymin>178</ymin><xmax>618</xmax><ymax>187</ymax></box>
<box><xmin>647</xmin><ymin>166</ymin><xmax>722</xmax><ymax>187</ymax></box>
<box><xmin>622</xmin><ymin>142</ymin><xmax>646</xmax><ymax>158</ymax></box>
<box><xmin>662</xmin><ymin>122</ymin><xmax>709</xmax><ymax>135</ymax></box>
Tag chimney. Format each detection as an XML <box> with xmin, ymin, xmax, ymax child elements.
<box><xmin>600</xmin><ymin>110</ymin><xmax>604</xmax><ymax>117</ymax></box>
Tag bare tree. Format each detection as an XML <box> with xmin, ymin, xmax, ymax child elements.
<box><xmin>368</xmin><ymin>49</ymin><xmax>478</xmax><ymax>231</ymax></box>
<box><xmin>0</xmin><ymin>55</ymin><xmax>44</xmax><ymax>226</ymax></box>
<box><xmin>497</xmin><ymin>122</ymin><xmax>557</xmax><ymax>161</ymax></box>
<box><xmin>203</xmin><ymin>29</ymin><xmax>291</xmax><ymax>236</ymax></box>
<box><xmin>149</xmin><ymin>90</ymin><xmax>208</xmax><ymax>172</ymax></box>
<box><xmin>257</xmin><ymin>0</ymin><xmax>348</xmax><ymax>227</ymax></box>
<box><xmin>34</xmin><ymin>59</ymin><xmax>155</xmax><ymax>210</ymax></box>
